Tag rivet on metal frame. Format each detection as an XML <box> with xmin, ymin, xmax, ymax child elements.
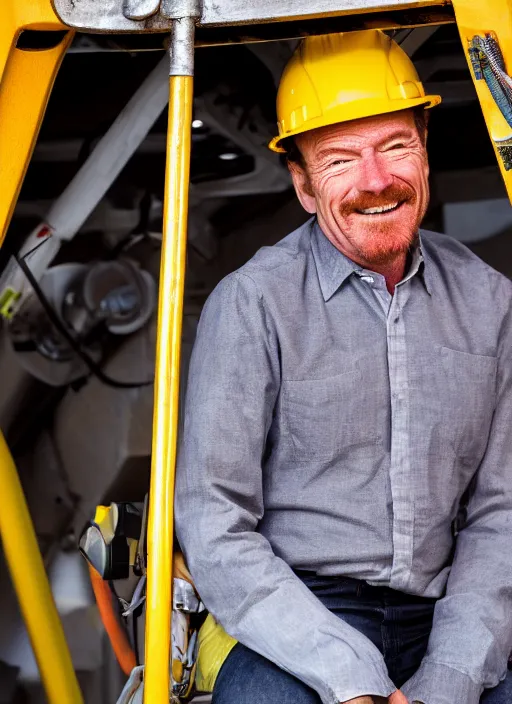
<box><xmin>123</xmin><ymin>0</ymin><xmax>161</xmax><ymax>20</ymax></box>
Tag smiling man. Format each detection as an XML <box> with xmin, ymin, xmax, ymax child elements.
<box><xmin>175</xmin><ymin>30</ymin><xmax>512</xmax><ymax>704</ymax></box>
<box><xmin>287</xmin><ymin>109</ymin><xmax>429</xmax><ymax>294</ymax></box>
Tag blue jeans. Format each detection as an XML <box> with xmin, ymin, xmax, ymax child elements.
<box><xmin>213</xmin><ymin>573</ymin><xmax>512</xmax><ymax>703</ymax></box>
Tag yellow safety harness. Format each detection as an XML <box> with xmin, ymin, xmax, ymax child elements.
<box><xmin>80</xmin><ymin>501</ymin><xmax>236</xmax><ymax>701</ymax></box>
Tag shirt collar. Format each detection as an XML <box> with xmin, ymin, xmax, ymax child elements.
<box><xmin>310</xmin><ymin>220</ymin><xmax>360</xmax><ymax>302</ymax></box>
<box><xmin>311</xmin><ymin>219</ymin><xmax>433</xmax><ymax>302</ymax></box>
<box><xmin>401</xmin><ymin>243</ymin><xmax>424</xmax><ymax>286</ymax></box>
<box><xmin>418</xmin><ymin>230</ymin><xmax>434</xmax><ymax>295</ymax></box>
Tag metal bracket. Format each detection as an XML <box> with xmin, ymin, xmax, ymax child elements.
<box><xmin>161</xmin><ymin>0</ymin><xmax>201</xmax><ymax>20</ymax></box>
<box><xmin>51</xmin><ymin>0</ymin><xmax>451</xmax><ymax>32</ymax></box>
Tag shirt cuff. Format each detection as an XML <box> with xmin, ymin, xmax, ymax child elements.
<box><xmin>325</xmin><ymin>661</ymin><xmax>395</xmax><ymax>704</ymax></box>
<box><xmin>401</xmin><ymin>660</ymin><xmax>483</xmax><ymax>704</ymax></box>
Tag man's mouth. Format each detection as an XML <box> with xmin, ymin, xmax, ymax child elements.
<box><xmin>355</xmin><ymin>201</ymin><xmax>404</xmax><ymax>216</ymax></box>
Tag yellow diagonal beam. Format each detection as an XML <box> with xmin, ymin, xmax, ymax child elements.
<box><xmin>0</xmin><ymin>431</ymin><xmax>83</xmax><ymax>703</ymax></box>
<box><xmin>0</xmin><ymin>31</ymin><xmax>73</xmax><ymax>248</ymax></box>
<box><xmin>0</xmin><ymin>0</ymin><xmax>66</xmax><ymax>84</ymax></box>
<box><xmin>452</xmin><ymin>0</ymin><xmax>512</xmax><ymax>204</ymax></box>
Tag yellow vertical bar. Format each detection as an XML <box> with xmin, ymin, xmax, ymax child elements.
<box><xmin>144</xmin><ymin>68</ymin><xmax>194</xmax><ymax>704</ymax></box>
<box><xmin>0</xmin><ymin>432</ymin><xmax>83</xmax><ymax>704</ymax></box>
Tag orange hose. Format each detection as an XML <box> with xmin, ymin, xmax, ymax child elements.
<box><xmin>88</xmin><ymin>564</ymin><xmax>137</xmax><ymax>675</ymax></box>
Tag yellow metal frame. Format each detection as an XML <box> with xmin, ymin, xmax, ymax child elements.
<box><xmin>0</xmin><ymin>3</ymin><xmax>80</xmax><ymax>703</ymax></box>
<box><xmin>3</xmin><ymin>2</ymin><xmax>512</xmax><ymax>704</ymax></box>
<box><xmin>0</xmin><ymin>0</ymin><xmax>72</xmax><ymax>248</ymax></box>
<box><xmin>0</xmin><ymin>32</ymin><xmax>73</xmax><ymax>248</ymax></box>
<box><xmin>452</xmin><ymin>0</ymin><xmax>512</xmax><ymax>202</ymax></box>
<box><xmin>0</xmin><ymin>432</ymin><xmax>83</xmax><ymax>703</ymax></box>
<box><xmin>0</xmin><ymin>0</ymin><xmax>66</xmax><ymax>83</ymax></box>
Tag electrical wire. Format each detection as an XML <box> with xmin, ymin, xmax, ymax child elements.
<box><xmin>19</xmin><ymin>236</ymin><xmax>53</xmax><ymax>263</ymax></box>
<box><xmin>14</xmin><ymin>252</ymin><xmax>154</xmax><ymax>389</ymax></box>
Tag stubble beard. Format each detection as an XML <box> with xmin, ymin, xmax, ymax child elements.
<box><xmin>335</xmin><ymin>186</ymin><xmax>427</xmax><ymax>267</ymax></box>
<box><xmin>351</xmin><ymin>217</ymin><xmax>419</xmax><ymax>266</ymax></box>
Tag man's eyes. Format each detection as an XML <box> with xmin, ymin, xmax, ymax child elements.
<box><xmin>328</xmin><ymin>158</ymin><xmax>353</xmax><ymax>166</ymax></box>
<box><xmin>324</xmin><ymin>143</ymin><xmax>408</xmax><ymax>167</ymax></box>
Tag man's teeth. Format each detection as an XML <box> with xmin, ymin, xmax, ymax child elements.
<box><xmin>358</xmin><ymin>202</ymin><xmax>399</xmax><ymax>215</ymax></box>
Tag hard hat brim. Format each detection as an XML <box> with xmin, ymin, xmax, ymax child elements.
<box><xmin>268</xmin><ymin>94</ymin><xmax>442</xmax><ymax>153</ymax></box>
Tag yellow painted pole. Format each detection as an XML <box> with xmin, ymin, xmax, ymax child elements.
<box><xmin>0</xmin><ymin>432</ymin><xmax>83</xmax><ymax>704</ymax></box>
<box><xmin>144</xmin><ymin>16</ymin><xmax>196</xmax><ymax>704</ymax></box>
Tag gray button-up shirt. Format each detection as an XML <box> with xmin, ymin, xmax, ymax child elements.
<box><xmin>175</xmin><ymin>218</ymin><xmax>512</xmax><ymax>704</ymax></box>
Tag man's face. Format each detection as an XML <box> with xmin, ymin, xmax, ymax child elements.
<box><xmin>289</xmin><ymin>110</ymin><xmax>430</xmax><ymax>267</ymax></box>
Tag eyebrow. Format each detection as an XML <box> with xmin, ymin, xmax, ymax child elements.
<box><xmin>316</xmin><ymin>129</ymin><xmax>416</xmax><ymax>161</ymax></box>
<box><xmin>378</xmin><ymin>130</ymin><xmax>415</xmax><ymax>146</ymax></box>
<box><xmin>315</xmin><ymin>146</ymin><xmax>360</xmax><ymax>161</ymax></box>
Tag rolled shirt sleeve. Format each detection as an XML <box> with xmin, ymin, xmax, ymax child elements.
<box><xmin>403</xmin><ymin>276</ymin><xmax>512</xmax><ymax>704</ymax></box>
<box><xmin>175</xmin><ymin>272</ymin><xmax>395</xmax><ymax>704</ymax></box>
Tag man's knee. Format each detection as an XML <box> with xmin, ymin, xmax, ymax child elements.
<box><xmin>212</xmin><ymin>643</ymin><xmax>321</xmax><ymax>704</ymax></box>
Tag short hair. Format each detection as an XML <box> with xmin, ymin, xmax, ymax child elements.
<box><xmin>282</xmin><ymin>106</ymin><xmax>429</xmax><ymax>166</ymax></box>
<box><xmin>413</xmin><ymin>106</ymin><xmax>428</xmax><ymax>143</ymax></box>
<box><xmin>281</xmin><ymin>135</ymin><xmax>303</xmax><ymax>165</ymax></box>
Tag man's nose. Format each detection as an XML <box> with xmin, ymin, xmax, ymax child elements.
<box><xmin>357</xmin><ymin>149</ymin><xmax>393</xmax><ymax>194</ymax></box>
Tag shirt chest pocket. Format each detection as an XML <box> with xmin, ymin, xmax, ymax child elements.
<box><xmin>437</xmin><ymin>346</ymin><xmax>497</xmax><ymax>459</ymax></box>
<box><xmin>281</xmin><ymin>369</ymin><xmax>381</xmax><ymax>462</ymax></box>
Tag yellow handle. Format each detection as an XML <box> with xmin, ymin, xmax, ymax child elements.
<box><xmin>144</xmin><ymin>73</ymin><xmax>194</xmax><ymax>704</ymax></box>
<box><xmin>0</xmin><ymin>432</ymin><xmax>83</xmax><ymax>704</ymax></box>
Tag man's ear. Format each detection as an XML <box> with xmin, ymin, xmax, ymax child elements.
<box><xmin>287</xmin><ymin>161</ymin><xmax>317</xmax><ymax>214</ymax></box>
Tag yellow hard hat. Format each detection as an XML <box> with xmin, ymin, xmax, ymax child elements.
<box><xmin>269</xmin><ymin>29</ymin><xmax>441</xmax><ymax>153</ymax></box>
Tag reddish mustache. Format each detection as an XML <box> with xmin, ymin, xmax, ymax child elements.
<box><xmin>340</xmin><ymin>185</ymin><xmax>415</xmax><ymax>215</ymax></box>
